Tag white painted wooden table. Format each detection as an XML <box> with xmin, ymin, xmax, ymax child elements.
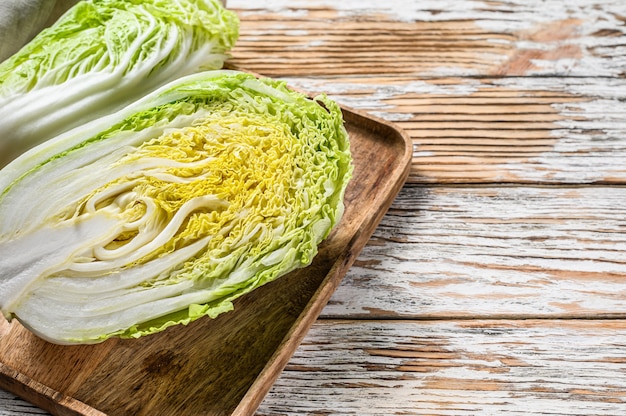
<box><xmin>3</xmin><ymin>0</ymin><xmax>626</xmax><ymax>414</ymax></box>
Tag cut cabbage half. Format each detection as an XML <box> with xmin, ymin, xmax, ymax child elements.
<box><xmin>0</xmin><ymin>70</ymin><xmax>353</xmax><ymax>344</ymax></box>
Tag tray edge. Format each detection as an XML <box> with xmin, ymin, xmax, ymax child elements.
<box><xmin>0</xmin><ymin>362</ymin><xmax>105</xmax><ymax>416</ymax></box>
<box><xmin>232</xmin><ymin>104</ymin><xmax>413</xmax><ymax>416</ymax></box>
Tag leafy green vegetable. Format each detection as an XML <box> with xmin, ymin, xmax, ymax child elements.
<box><xmin>0</xmin><ymin>70</ymin><xmax>353</xmax><ymax>345</ymax></box>
<box><xmin>0</xmin><ymin>0</ymin><xmax>239</xmax><ymax>167</ymax></box>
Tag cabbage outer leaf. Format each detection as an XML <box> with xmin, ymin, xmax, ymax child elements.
<box><xmin>0</xmin><ymin>0</ymin><xmax>239</xmax><ymax>167</ymax></box>
<box><xmin>0</xmin><ymin>70</ymin><xmax>353</xmax><ymax>345</ymax></box>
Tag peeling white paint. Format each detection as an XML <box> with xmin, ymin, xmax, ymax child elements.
<box><xmin>525</xmin><ymin>86</ymin><xmax>626</xmax><ymax>182</ymax></box>
<box><xmin>281</xmin><ymin>77</ymin><xmax>482</xmax><ymax>110</ymax></box>
<box><xmin>283</xmin><ymin>29</ymin><xmax>309</xmax><ymax>36</ymax></box>
<box><xmin>260</xmin><ymin>320</ymin><xmax>626</xmax><ymax>415</ymax></box>
<box><xmin>323</xmin><ymin>186</ymin><xmax>626</xmax><ymax>318</ymax></box>
<box><xmin>369</xmin><ymin>112</ymin><xmax>414</xmax><ymax>122</ymax></box>
<box><xmin>230</xmin><ymin>0</ymin><xmax>626</xmax><ymax>76</ymax></box>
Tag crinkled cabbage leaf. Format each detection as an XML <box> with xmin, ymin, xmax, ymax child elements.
<box><xmin>0</xmin><ymin>70</ymin><xmax>353</xmax><ymax>345</ymax></box>
<box><xmin>0</xmin><ymin>0</ymin><xmax>239</xmax><ymax>166</ymax></box>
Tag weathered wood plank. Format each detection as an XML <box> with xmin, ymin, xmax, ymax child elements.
<box><xmin>257</xmin><ymin>319</ymin><xmax>626</xmax><ymax>415</ymax></box>
<box><xmin>0</xmin><ymin>390</ymin><xmax>47</xmax><ymax>416</ymax></box>
<box><xmin>227</xmin><ymin>0</ymin><xmax>626</xmax><ymax>183</ymax></box>
<box><xmin>279</xmin><ymin>76</ymin><xmax>626</xmax><ymax>184</ymax></box>
<box><xmin>7</xmin><ymin>319</ymin><xmax>626</xmax><ymax>416</ymax></box>
<box><xmin>4</xmin><ymin>1</ymin><xmax>626</xmax><ymax>415</ymax></box>
<box><xmin>229</xmin><ymin>0</ymin><xmax>626</xmax><ymax>77</ymax></box>
<box><xmin>322</xmin><ymin>185</ymin><xmax>626</xmax><ymax>319</ymax></box>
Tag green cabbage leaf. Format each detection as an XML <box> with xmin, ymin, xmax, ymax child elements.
<box><xmin>0</xmin><ymin>0</ymin><xmax>239</xmax><ymax>167</ymax></box>
<box><xmin>0</xmin><ymin>70</ymin><xmax>353</xmax><ymax>344</ymax></box>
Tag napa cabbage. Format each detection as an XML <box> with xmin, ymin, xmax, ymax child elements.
<box><xmin>0</xmin><ymin>0</ymin><xmax>239</xmax><ymax>167</ymax></box>
<box><xmin>0</xmin><ymin>70</ymin><xmax>353</xmax><ymax>345</ymax></box>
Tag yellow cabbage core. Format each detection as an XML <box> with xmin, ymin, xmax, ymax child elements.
<box><xmin>71</xmin><ymin>110</ymin><xmax>302</xmax><ymax>284</ymax></box>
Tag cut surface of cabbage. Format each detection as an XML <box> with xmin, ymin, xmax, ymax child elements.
<box><xmin>0</xmin><ymin>70</ymin><xmax>353</xmax><ymax>345</ymax></box>
<box><xmin>0</xmin><ymin>0</ymin><xmax>239</xmax><ymax>167</ymax></box>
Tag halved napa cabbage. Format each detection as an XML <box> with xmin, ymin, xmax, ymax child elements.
<box><xmin>0</xmin><ymin>70</ymin><xmax>353</xmax><ymax>344</ymax></box>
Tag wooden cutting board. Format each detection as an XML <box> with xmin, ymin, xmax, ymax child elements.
<box><xmin>0</xmin><ymin>105</ymin><xmax>412</xmax><ymax>416</ymax></box>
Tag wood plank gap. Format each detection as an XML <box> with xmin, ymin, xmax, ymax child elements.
<box><xmin>316</xmin><ymin>314</ymin><xmax>626</xmax><ymax>322</ymax></box>
<box><xmin>398</xmin><ymin>182</ymin><xmax>626</xmax><ymax>188</ymax></box>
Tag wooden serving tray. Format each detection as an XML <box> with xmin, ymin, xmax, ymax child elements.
<box><xmin>0</xmin><ymin>105</ymin><xmax>412</xmax><ymax>416</ymax></box>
